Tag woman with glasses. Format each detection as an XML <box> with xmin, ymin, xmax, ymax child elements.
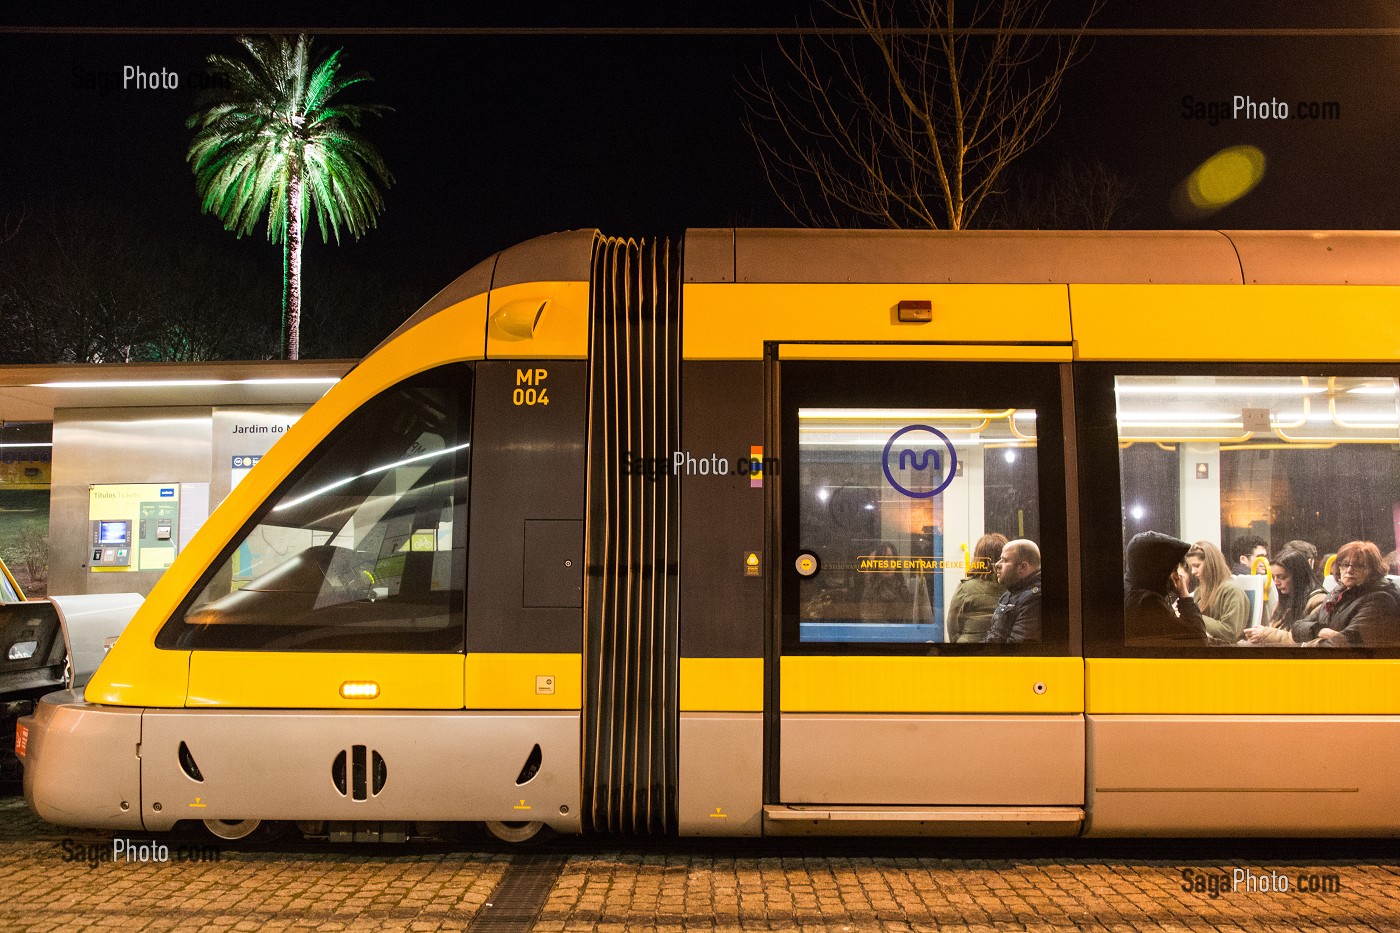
<box><xmin>1245</xmin><ymin>541</ymin><xmax>1400</xmax><ymax>647</ymax></box>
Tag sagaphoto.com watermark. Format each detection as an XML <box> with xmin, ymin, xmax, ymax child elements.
<box><xmin>59</xmin><ymin>837</ymin><xmax>221</xmax><ymax>869</ymax></box>
<box><xmin>1179</xmin><ymin>866</ymin><xmax>1342</xmax><ymax>899</ymax></box>
<box><xmin>1182</xmin><ymin>94</ymin><xmax>1341</xmax><ymax>126</ymax></box>
<box><xmin>621</xmin><ymin>449</ymin><xmax>779</xmax><ymax>483</ymax></box>
<box><xmin>72</xmin><ymin>65</ymin><xmax>230</xmax><ymax>96</ymax></box>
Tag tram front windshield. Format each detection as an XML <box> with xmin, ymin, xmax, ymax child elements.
<box><xmin>158</xmin><ymin>367</ymin><xmax>471</xmax><ymax>653</ymax></box>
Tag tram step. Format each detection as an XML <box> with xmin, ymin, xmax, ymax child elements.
<box><xmin>762</xmin><ymin>805</ymin><xmax>1084</xmax><ymax>837</ymax></box>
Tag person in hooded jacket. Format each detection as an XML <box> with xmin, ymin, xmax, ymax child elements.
<box><xmin>1124</xmin><ymin>531</ymin><xmax>1209</xmax><ymax>647</ymax></box>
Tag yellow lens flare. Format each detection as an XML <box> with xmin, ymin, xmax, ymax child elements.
<box><xmin>1171</xmin><ymin>145</ymin><xmax>1267</xmax><ymax>219</ymax></box>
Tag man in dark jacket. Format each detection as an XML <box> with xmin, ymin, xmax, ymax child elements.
<box><xmin>1230</xmin><ymin>534</ymin><xmax>1269</xmax><ymax>575</ymax></box>
<box><xmin>1125</xmin><ymin>531</ymin><xmax>1209</xmax><ymax>646</ymax></box>
<box><xmin>981</xmin><ymin>539</ymin><xmax>1041</xmax><ymax>644</ymax></box>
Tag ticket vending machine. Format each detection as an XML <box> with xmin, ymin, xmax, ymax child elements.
<box><xmin>90</xmin><ymin>519</ymin><xmax>133</xmax><ymax>568</ymax></box>
<box><xmin>87</xmin><ymin>484</ymin><xmax>182</xmax><ymax>574</ymax></box>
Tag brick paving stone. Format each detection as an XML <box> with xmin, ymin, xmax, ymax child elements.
<box><xmin>6</xmin><ymin>796</ymin><xmax>1400</xmax><ymax>932</ymax></box>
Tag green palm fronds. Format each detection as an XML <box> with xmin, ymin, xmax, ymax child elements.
<box><xmin>186</xmin><ymin>35</ymin><xmax>391</xmax><ymax>358</ymax></box>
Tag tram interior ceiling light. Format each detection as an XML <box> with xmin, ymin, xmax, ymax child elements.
<box><xmin>800</xmin><ymin>408</ymin><xmax>1028</xmax><ymax>421</ymax></box>
<box><xmin>1114</xmin><ymin>383</ymin><xmax>1325</xmax><ymax>396</ymax></box>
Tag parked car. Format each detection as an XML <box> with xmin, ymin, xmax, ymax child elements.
<box><xmin>2</xmin><ymin>558</ymin><xmax>141</xmax><ymax>783</ymax></box>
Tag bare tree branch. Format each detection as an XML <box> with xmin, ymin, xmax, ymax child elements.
<box><xmin>987</xmin><ymin>157</ymin><xmax>1136</xmax><ymax>229</ymax></box>
<box><xmin>742</xmin><ymin>0</ymin><xmax>1102</xmax><ymax>230</ymax></box>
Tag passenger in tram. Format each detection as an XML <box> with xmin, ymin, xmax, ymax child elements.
<box><xmin>979</xmin><ymin>538</ymin><xmax>1041</xmax><ymax>644</ymax></box>
<box><xmin>1245</xmin><ymin>541</ymin><xmax>1400</xmax><ymax>647</ymax></box>
<box><xmin>946</xmin><ymin>533</ymin><xmax>1007</xmax><ymax>643</ymax></box>
<box><xmin>1229</xmin><ymin>535</ymin><xmax>1269</xmax><ymax>575</ymax></box>
<box><xmin>1185</xmin><ymin>541</ymin><xmax>1251</xmax><ymax>643</ymax></box>
<box><xmin>1259</xmin><ymin>549</ymin><xmax>1325</xmax><ymax>630</ymax></box>
<box><xmin>859</xmin><ymin>541</ymin><xmax>914</xmax><ymax>623</ymax></box>
<box><xmin>1383</xmin><ymin>549</ymin><xmax>1400</xmax><ymax>576</ymax></box>
<box><xmin>1283</xmin><ymin>539</ymin><xmax>1320</xmax><ymax>576</ymax></box>
<box><xmin>1124</xmin><ymin>531</ymin><xmax>1208</xmax><ymax>646</ymax></box>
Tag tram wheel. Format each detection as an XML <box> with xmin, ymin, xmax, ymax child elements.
<box><xmin>203</xmin><ymin>818</ymin><xmax>262</xmax><ymax>840</ymax></box>
<box><xmin>483</xmin><ymin>820</ymin><xmax>547</xmax><ymax>844</ymax></box>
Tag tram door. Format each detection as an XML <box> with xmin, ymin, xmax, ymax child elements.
<box><xmin>771</xmin><ymin>353</ymin><xmax>1085</xmax><ymax>833</ymax></box>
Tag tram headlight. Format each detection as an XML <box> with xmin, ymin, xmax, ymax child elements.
<box><xmin>339</xmin><ymin>681</ymin><xmax>380</xmax><ymax>699</ymax></box>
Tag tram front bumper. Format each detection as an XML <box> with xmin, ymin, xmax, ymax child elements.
<box><xmin>21</xmin><ymin>690</ymin><xmax>144</xmax><ymax>831</ymax></box>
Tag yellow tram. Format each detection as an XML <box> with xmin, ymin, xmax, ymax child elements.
<box><xmin>20</xmin><ymin>229</ymin><xmax>1400</xmax><ymax>840</ymax></box>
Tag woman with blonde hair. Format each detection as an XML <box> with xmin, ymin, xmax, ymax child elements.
<box><xmin>1185</xmin><ymin>540</ymin><xmax>1251</xmax><ymax>643</ymax></box>
<box><xmin>946</xmin><ymin>533</ymin><xmax>1007</xmax><ymax>643</ymax></box>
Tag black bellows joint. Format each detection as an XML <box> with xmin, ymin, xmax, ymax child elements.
<box><xmin>582</xmin><ymin>235</ymin><xmax>682</xmax><ymax>835</ymax></box>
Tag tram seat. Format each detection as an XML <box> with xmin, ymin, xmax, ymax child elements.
<box><xmin>1232</xmin><ymin>574</ymin><xmax>1267</xmax><ymax>629</ymax></box>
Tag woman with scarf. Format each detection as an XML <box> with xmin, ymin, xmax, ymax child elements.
<box><xmin>1244</xmin><ymin>541</ymin><xmax>1400</xmax><ymax>647</ymax></box>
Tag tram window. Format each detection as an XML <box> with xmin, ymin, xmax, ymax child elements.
<box><xmin>1116</xmin><ymin>374</ymin><xmax>1400</xmax><ymax>649</ymax></box>
<box><xmin>157</xmin><ymin>365</ymin><xmax>472</xmax><ymax>652</ymax></box>
<box><xmin>795</xmin><ymin>406</ymin><xmax>1043</xmax><ymax>646</ymax></box>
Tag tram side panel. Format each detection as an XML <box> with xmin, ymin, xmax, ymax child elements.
<box><xmin>464</xmin><ymin>360</ymin><xmax>586</xmax><ymax>832</ymax></box>
<box><xmin>129</xmin><ymin>360</ymin><xmax>589</xmax><ymax>834</ymax></box>
<box><xmin>1072</xmin><ymin>354</ymin><xmax>1400</xmax><ymax>837</ymax></box>
<box><xmin>677</xmin><ymin>360</ymin><xmax>766</xmax><ymax>836</ymax></box>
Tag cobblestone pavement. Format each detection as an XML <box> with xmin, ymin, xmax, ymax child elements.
<box><xmin>536</xmin><ymin>850</ymin><xmax>1400</xmax><ymax>932</ymax></box>
<box><xmin>3</xmin><ymin>795</ymin><xmax>1399</xmax><ymax>932</ymax></box>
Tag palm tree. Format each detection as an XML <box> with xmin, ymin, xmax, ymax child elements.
<box><xmin>187</xmin><ymin>35</ymin><xmax>391</xmax><ymax>360</ymax></box>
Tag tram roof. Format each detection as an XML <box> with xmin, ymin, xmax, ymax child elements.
<box><xmin>686</xmin><ymin>229</ymin><xmax>1400</xmax><ymax>286</ymax></box>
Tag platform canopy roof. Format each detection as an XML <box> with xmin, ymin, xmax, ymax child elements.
<box><xmin>0</xmin><ymin>359</ymin><xmax>355</xmax><ymax>423</ymax></box>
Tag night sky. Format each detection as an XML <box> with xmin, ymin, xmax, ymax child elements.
<box><xmin>5</xmin><ymin>2</ymin><xmax>1400</xmax><ymax>352</ymax></box>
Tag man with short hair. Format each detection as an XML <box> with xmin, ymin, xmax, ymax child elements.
<box><xmin>1231</xmin><ymin>535</ymin><xmax>1269</xmax><ymax>575</ymax></box>
<box><xmin>981</xmin><ymin>538</ymin><xmax>1042</xmax><ymax>644</ymax></box>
